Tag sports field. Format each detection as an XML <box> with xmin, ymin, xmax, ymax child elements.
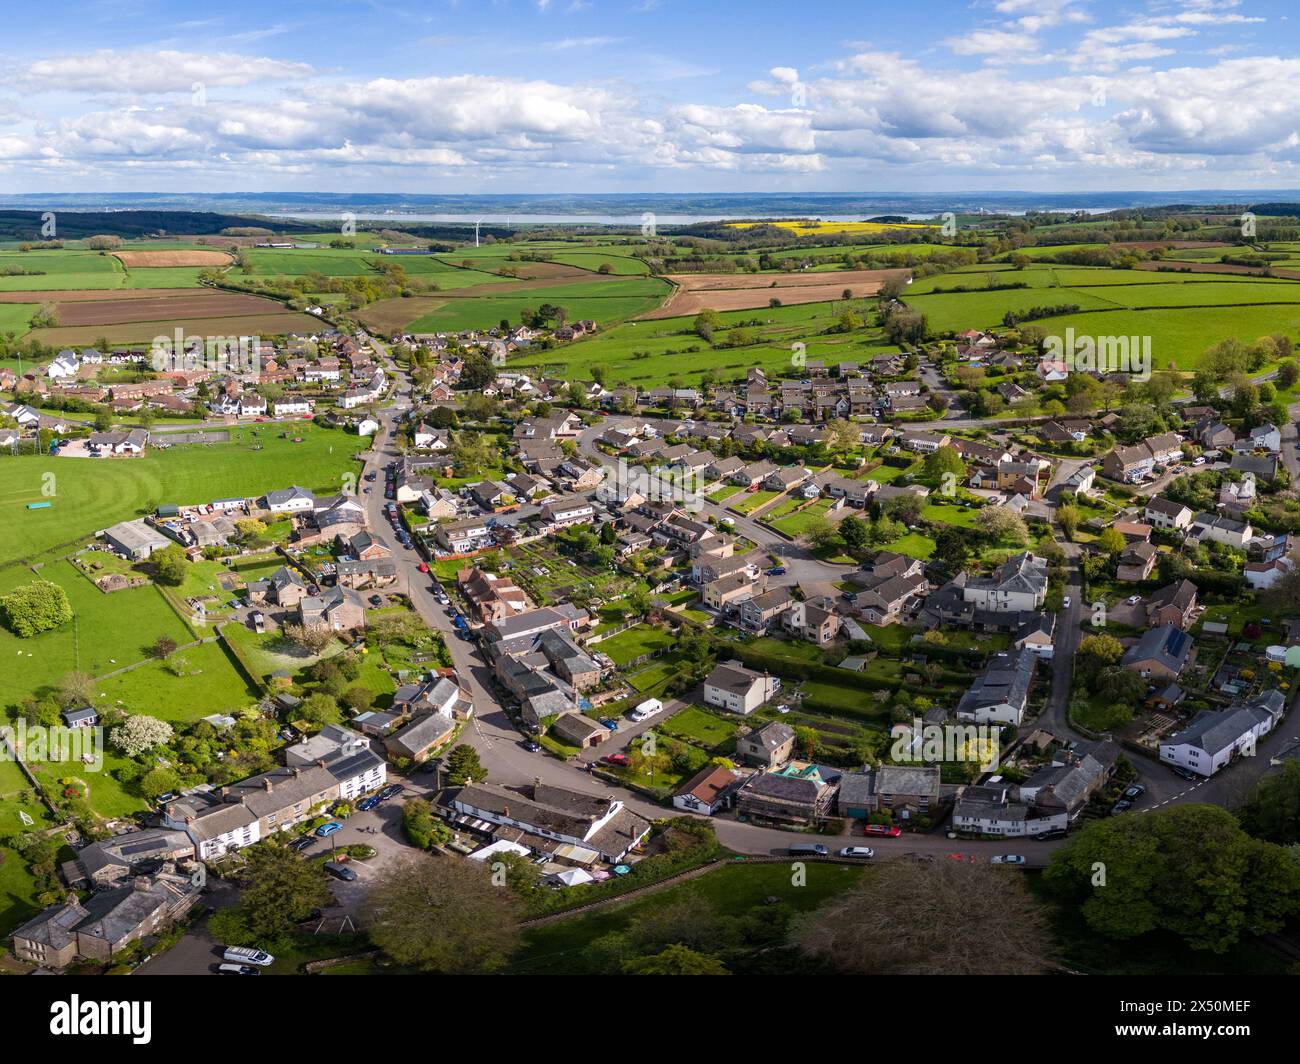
<box><xmin>0</xmin><ymin>424</ymin><xmax>362</xmax><ymax>567</ymax></box>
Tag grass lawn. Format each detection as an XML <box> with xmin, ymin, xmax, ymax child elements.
<box><xmin>595</xmin><ymin>623</ymin><xmax>676</xmax><ymax>667</ymax></box>
<box><xmin>625</xmin><ymin>652</ymin><xmax>687</xmax><ymax>692</ymax></box>
<box><xmin>881</xmin><ymin>532</ymin><xmax>937</xmax><ymax>560</ymax></box>
<box><xmin>94</xmin><ymin>640</ymin><xmax>262</xmax><ymax>723</ymax></box>
<box><xmin>0</xmin><ymin>424</ymin><xmax>361</xmax><ymax>568</ymax></box>
<box><xmin>510</xmin><ymin>861</ymin><xmax>867</xmax><ymax>974</ymax></box>
<box><xmin>0</xmin><ymin>561</ymin><xmax>194</xmax><ymax>711</ymax></box>
<box><xmin>730</xmin><ymin>490</ymin><xmax>780</xmax><ymax>515</ymax></box>
<box><xmin>706</xmin><ymin>484</ymin><xmax>743</xmax><ymax>503</ymax></box>
<box><xmin>657</xmin><ymin>705</ymin><xmax>739</xmax><ymax>751</ymax></box>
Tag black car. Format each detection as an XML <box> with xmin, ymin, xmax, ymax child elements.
<box><xmin>323</xmin><ymin>861</ymin><xmax>358</xmax><ymax>882</ymax></box>
<box><xmin>289</xmin><ymin>836</ymin><xmax>314</xmax><ymax>853</ymax></box>
<box><xmin>368</xmin><ymin>595</ymin><xmax>384</xmax><ymax>606</ymax></box>
<box><xmin>1122</xmin><ymin>783</ymin><xmax>1146</xmax><ymax>801</ymax></box>
<box><xmin>377</xmin><ymin>784</ymin><xmax>403</xmax><ymax>801</ymax></box>
<box><xmin>521</xmin><ymin>739</ymin><xmax>542</xmax><ymax>753</ymax></box>
<box><xmin>1035</xmin><ymin>828</ymin><xmax>1068</xmax><ymax>841</ymax></box>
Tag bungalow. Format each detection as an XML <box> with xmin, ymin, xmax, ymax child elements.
<box><xmin>900</xmin><ymin>431</ymin><xmax>951</xmax><ymax>454</ymax></box>
<box><xmin>265</xmin><ymin>486</ymin><xmax>316</xmax><ymax>514</ymax></box>
<box><xmin>434</xmin><ymin>517</ymin><xmax>494</xmax><ymax>554</ymax></box>
<box><xmin>540</xmin><ymin>496</ymin><xmax>597</xmax><ymax>528</ymax></box>
<box><xmin>672</xmin><ymin>765</ymin><xmax>740</xmax><ymax>815</ymax></box>
<box><xmin>1188</xmin><ymin>512</ymin><xmax>1252</xmax><ymax>549</ymax></box>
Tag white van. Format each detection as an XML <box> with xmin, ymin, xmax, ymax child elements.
<box><xmin>223</xmin><ymin>946</ymin><xmax>274</xmax><ymax>966</ymax></box>
<box><xmin>628</xmin><ymin>698</ymin><xmax>664</xmax><ymax>723</ymax></box>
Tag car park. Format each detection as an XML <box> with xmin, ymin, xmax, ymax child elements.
<box><xmin>323</xmin><ymin>861</ymin><xmax>358</xmax><ymax>882</ymax></box>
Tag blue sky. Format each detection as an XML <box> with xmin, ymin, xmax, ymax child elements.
<box><xmin>0</xmin><ymin>0</ymin><xmax>1296</xmax><ymax>192</ymax></box>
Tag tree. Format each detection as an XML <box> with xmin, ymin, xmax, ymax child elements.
<box><xmin>299</xmin><ymin>692</ymin><xmax>341</xmax><ymax>727</ymax></box>
<box><xmin>931</xmin><ymin>526</ymin><xmax>972</xmax><ymax>572</ymax></box>
<box><xmin>1277</xmin><ymin>359</ymin><xmax>1299</xmax><ymax>390</ymax></box>
<box><xmin>342</xmin><ymin>686</ymin><xmax>375</xmax><ymax>713</ymax></box>
<box><xmin>1056</xmin><ymin>504</ymin><xmax>1080</xmax><ymax>541</ymax></box>
<box><xmin>110</xmin><ymin>715</ymin><xmax>174</xmax><ymax>757</ymax></box>
<box><xmin>793</xmin><ymin>859</ymin><xmax>1057</xmax><ymax>974</ymax></box>
<box><xmin>1242</xmin><ymin>761</ymin><xmax>1300</xmax><ymax>844</ymax></box>
<box><xmin>240</xmin><ymin>840</ymin><xmax>333</xmax><ymax>937</ymax></box>
<box><xmin>922</xmin><ymin>445</ymin><xmax>966</xmax><ymax>485</ymax></box>
<box><xmin>623</xmin><ymin>944</ymin><xmax>729</xmax><ymax>975</ymax></box>
<box><xmin>1095</xmin><ymin>527</ymin><xmax>1126</xmax><ymax>556</ymax></box>
<box><xmin>140</xmin><ymin>766</ymin><xmax>182</xmax><ymax>800</ymax></box>
<box><xmin>151</xmin><ymin>544</ymin><xmax>189</xmax><ymax>586</ymax></box>
<box><xmin>693</xmin><ymin>309</ymin><xmax>721</xmax><ymax>341</ymax></box>
<box><xmin>57</xmin><ymin>671</ymin><xmax>97</xmax><ymax>708</ymax></box>
<box><xmin>974</xmin><ymin>505</ymin><xmax>1028</xmax><ymax>546</ymax></box>
<box><xmin>800</xmin><ymin>514</ymin><xmax>839</xmax><ymax>550</ymax></box>
<box><xmin>0</xmin><ymin>580</ymin><xmax>73</xmax><ymax>638</ymax></box>
<box><xmin>822</xmin><ymin>419</ymin><xmax>859</xmax><ymax>456</ymax></box>
<box><xmin>151</xmin><ymin>636</ymin><xmax>179</xmax><ymax>659</ymax></box>
<box><xmin>446</xmin><ymin>743</ymin><xmax>485</xmax><ymax>785</ymax></box>
<box><xmin>281</xmin><ymin>623</ymin><xmax>333</xmax><ymax>655</ymax></box>
<box><xmin>838</xmin><ymin>515</ymin><xmax>871</xmax><ymax>555</ymax></box>
<box><xmin>1043</xmin><ymin>805</ymin><xmax>1300</xmax><ymax>953</ymax></box>
<box><xmin>403</xmin><ymin>797</ymin><xmax>454</xmax><ymax>850</ymax></box>
<box><xmin>1075</xmin><ymin>633</ymin><xmax>1123</xmax><ymax>685</ymax></box>
<box><xmin>362</xmin><ymin>854</ymin><xmax>521</xmax><ymax>973</ymax></box>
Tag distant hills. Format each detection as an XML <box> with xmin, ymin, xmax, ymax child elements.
<box><xmin>0</xmin><ymin>209</ymin><xmax>316</xmax><ymax>241</ymax></box>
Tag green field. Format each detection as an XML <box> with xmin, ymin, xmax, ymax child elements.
<box><xmin>399</xmin><ymin>277</ymin><xmax>671</xmax><ymax>333</ymax></box>
<box><xmin>0</xmin><ymin>249</ymin><xmax>125</xmax><ymax>290</ymax></box>
<box><xmin>595</xmin><ymin>623</ymin><xmax>677</xmax><ymax>667</ymax></box>
<box><xmin>0</xmin><ymin>425</ymin><xmax>362</xmax><ymax>568</ymax></box>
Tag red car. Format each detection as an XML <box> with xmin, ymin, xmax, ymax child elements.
<box><xmin>946</xmin><ymin>853</ymin><xmax>977</xmax><ymax>863</ymax></box>
<box><xmin>417</xmin><ymin>562</ymin><xmax>430</xmax><ymax>573</ymax></box>
<box><xmin>863</xmin><ymin>824</ymin><xmax>902</xmax><ymax>838</ymax></box>
<box><xmin>602</xmin><ymin>753</ymin><xmax>629</xmax><ymax>766</ymax></box>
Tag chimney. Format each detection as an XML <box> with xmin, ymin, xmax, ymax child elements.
<box><xmin>263</xmin><ymin>778</ymin><xmax>273</xmax><ymax>793</ymax></box>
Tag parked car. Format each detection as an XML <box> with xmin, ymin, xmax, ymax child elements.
<box><xmin>521</xmin><ymin>740</ymin><xmax>542</xmax><ymax>753</ymax></box>
<box><xmin>357</xmin><ymin>795</ymin><xmax>381</xmax><ymax>811</ymax></box>
<box><xmin>377</xmin><ymin>784</ymin><xmax>403</xmax><ymax>801</ymax></box>
<box><xmin>368</xmin><ymin>595</ymin><xmax>383</xmax><ymax>607</ymax></box>
<box><xmin>1122</xmin><ymin>783</ymin><xmax>1146</xmax><ymax>800</ymax></box>
<box><xmin>598</xmin><ymin>718</ymin><xmax>619</xmax><ymax>731</ymax></box>
<box><xmin>289</xmin><ymin>836</ymin><xmax>314</xmax><ymax>853</ymax></box>
<box><xmin>991</xmin><ymin>854</ymin><xmax>1026</xmax><ymax>865</ymax></box>
<box><xmin>417</xmin><ymin>562</ymin><xmax>430</xmax><ymax>573</ymax></box>
<box><xmin>789</xmin><ymin>843</ymin><xmax>829</xmax><ymax>857</ymax></box>
<box><xmin>323</xmin><ymin>861</ymin><xmax>358</xmax><ymax>882</ymax></box>
<box><xmin>1111</xmin><ymin>799</ymin><xmax>1133</xmax><ymax>815</ymax></box>
<box><xmin>946</xmin><ymin>853</ymin><xmax>977</xmax><ymax>863</ymax></box>
<box><xmin>1172</xmin><ymin>767</ymin><xmax>1200</xmax><ymax>782</ymax></box>
<box><xmin>837</xmin><ymin>846</ymin><xmax>875</xmax><ymax>859</ymax></box>
<box><xmin>315</xmin><ymin>821</ymin><xmax>343</xmax><ymax>838</ymax></box>
<box><xmin>1062</xmin><ymin>595</ymin><xmax>1072</xmax><ymax>609</ymax></box>
<box><xmin>1035</xmin><ymin>828</ymin><xmax>1068</xmax><ymax>841</ymax></box>
<box><xmin>602</xmin><ymin>753</ymin><xmax>629</xmax><ymax>766</ymax></box>
<box><xmin>215</xmin><ymin>963</ymin><xmax>261</xmax><ymax>975</ymax></box>
<box><xmin>862</xmin><ymin>824</ymin><xmax>902</xmax><ymax>838</ymax></box>
<box><xmin>222</xmin><ymin>946</ymin><xmax>274</xmax><ymax>966</ymax></box>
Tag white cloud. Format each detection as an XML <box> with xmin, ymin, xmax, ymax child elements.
<box><xmin>18</xmin><ymin>50</ymin><xmax>314</xmax><ymax>94</ymax></box>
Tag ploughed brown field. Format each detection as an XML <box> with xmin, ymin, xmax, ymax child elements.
<box><xmin>638</xmin><ymin>267</ymin><xmax>912</xmax><ymax>319</ymax></box>
<box><xmin>113</xmin><ymin>250</ymin><xmax>233</xmax><ymax>268</ymax></box>
<box><xmin>29</xmin><ymin>312</ymin><xmax>325</xmax><ymax>346</ymax></box>
<box><xmin>46</xmin><ymin>291</ymin><xmax>284</xmax><ymax>327</ymax></box>
<box><xmin>0</xmin><ymin>288</ymin><xmax>199</xmax><ymax>303</ymax></box>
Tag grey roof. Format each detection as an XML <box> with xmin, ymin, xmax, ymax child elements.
<box><xmin>745</xmin><ymin>720</ymin><xmax>795</xmax><ymax>750</ymax></box>
<box><xmin>875</xmin><ymin>764</ymin><xmax>941</xmax><ymax>797</ymax></box>
<box><xmin>387</xmin><ymin>713</ymin><xmax>454</xmax><ymax>757</ymax></box>
<box><xmin>957</xmin><ymin>649</ymin><xmax>1036</xmax><ymax>715</ymax></box>
<box><xmin>1122</xmin><ymin>624</ymin><xmax>1193</xmax><ymax>672</ymax></box>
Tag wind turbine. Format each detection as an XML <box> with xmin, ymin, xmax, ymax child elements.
<box><xmin>475</xmin><ymin>218</ymin><xmax>483</xmax><ymax>248</ymax></box>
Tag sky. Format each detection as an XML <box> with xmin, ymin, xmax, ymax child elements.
<box><xmin>0</xmin><ymin>0</ymin><xmax>1297</xmax><ymax>194</ymax></box>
